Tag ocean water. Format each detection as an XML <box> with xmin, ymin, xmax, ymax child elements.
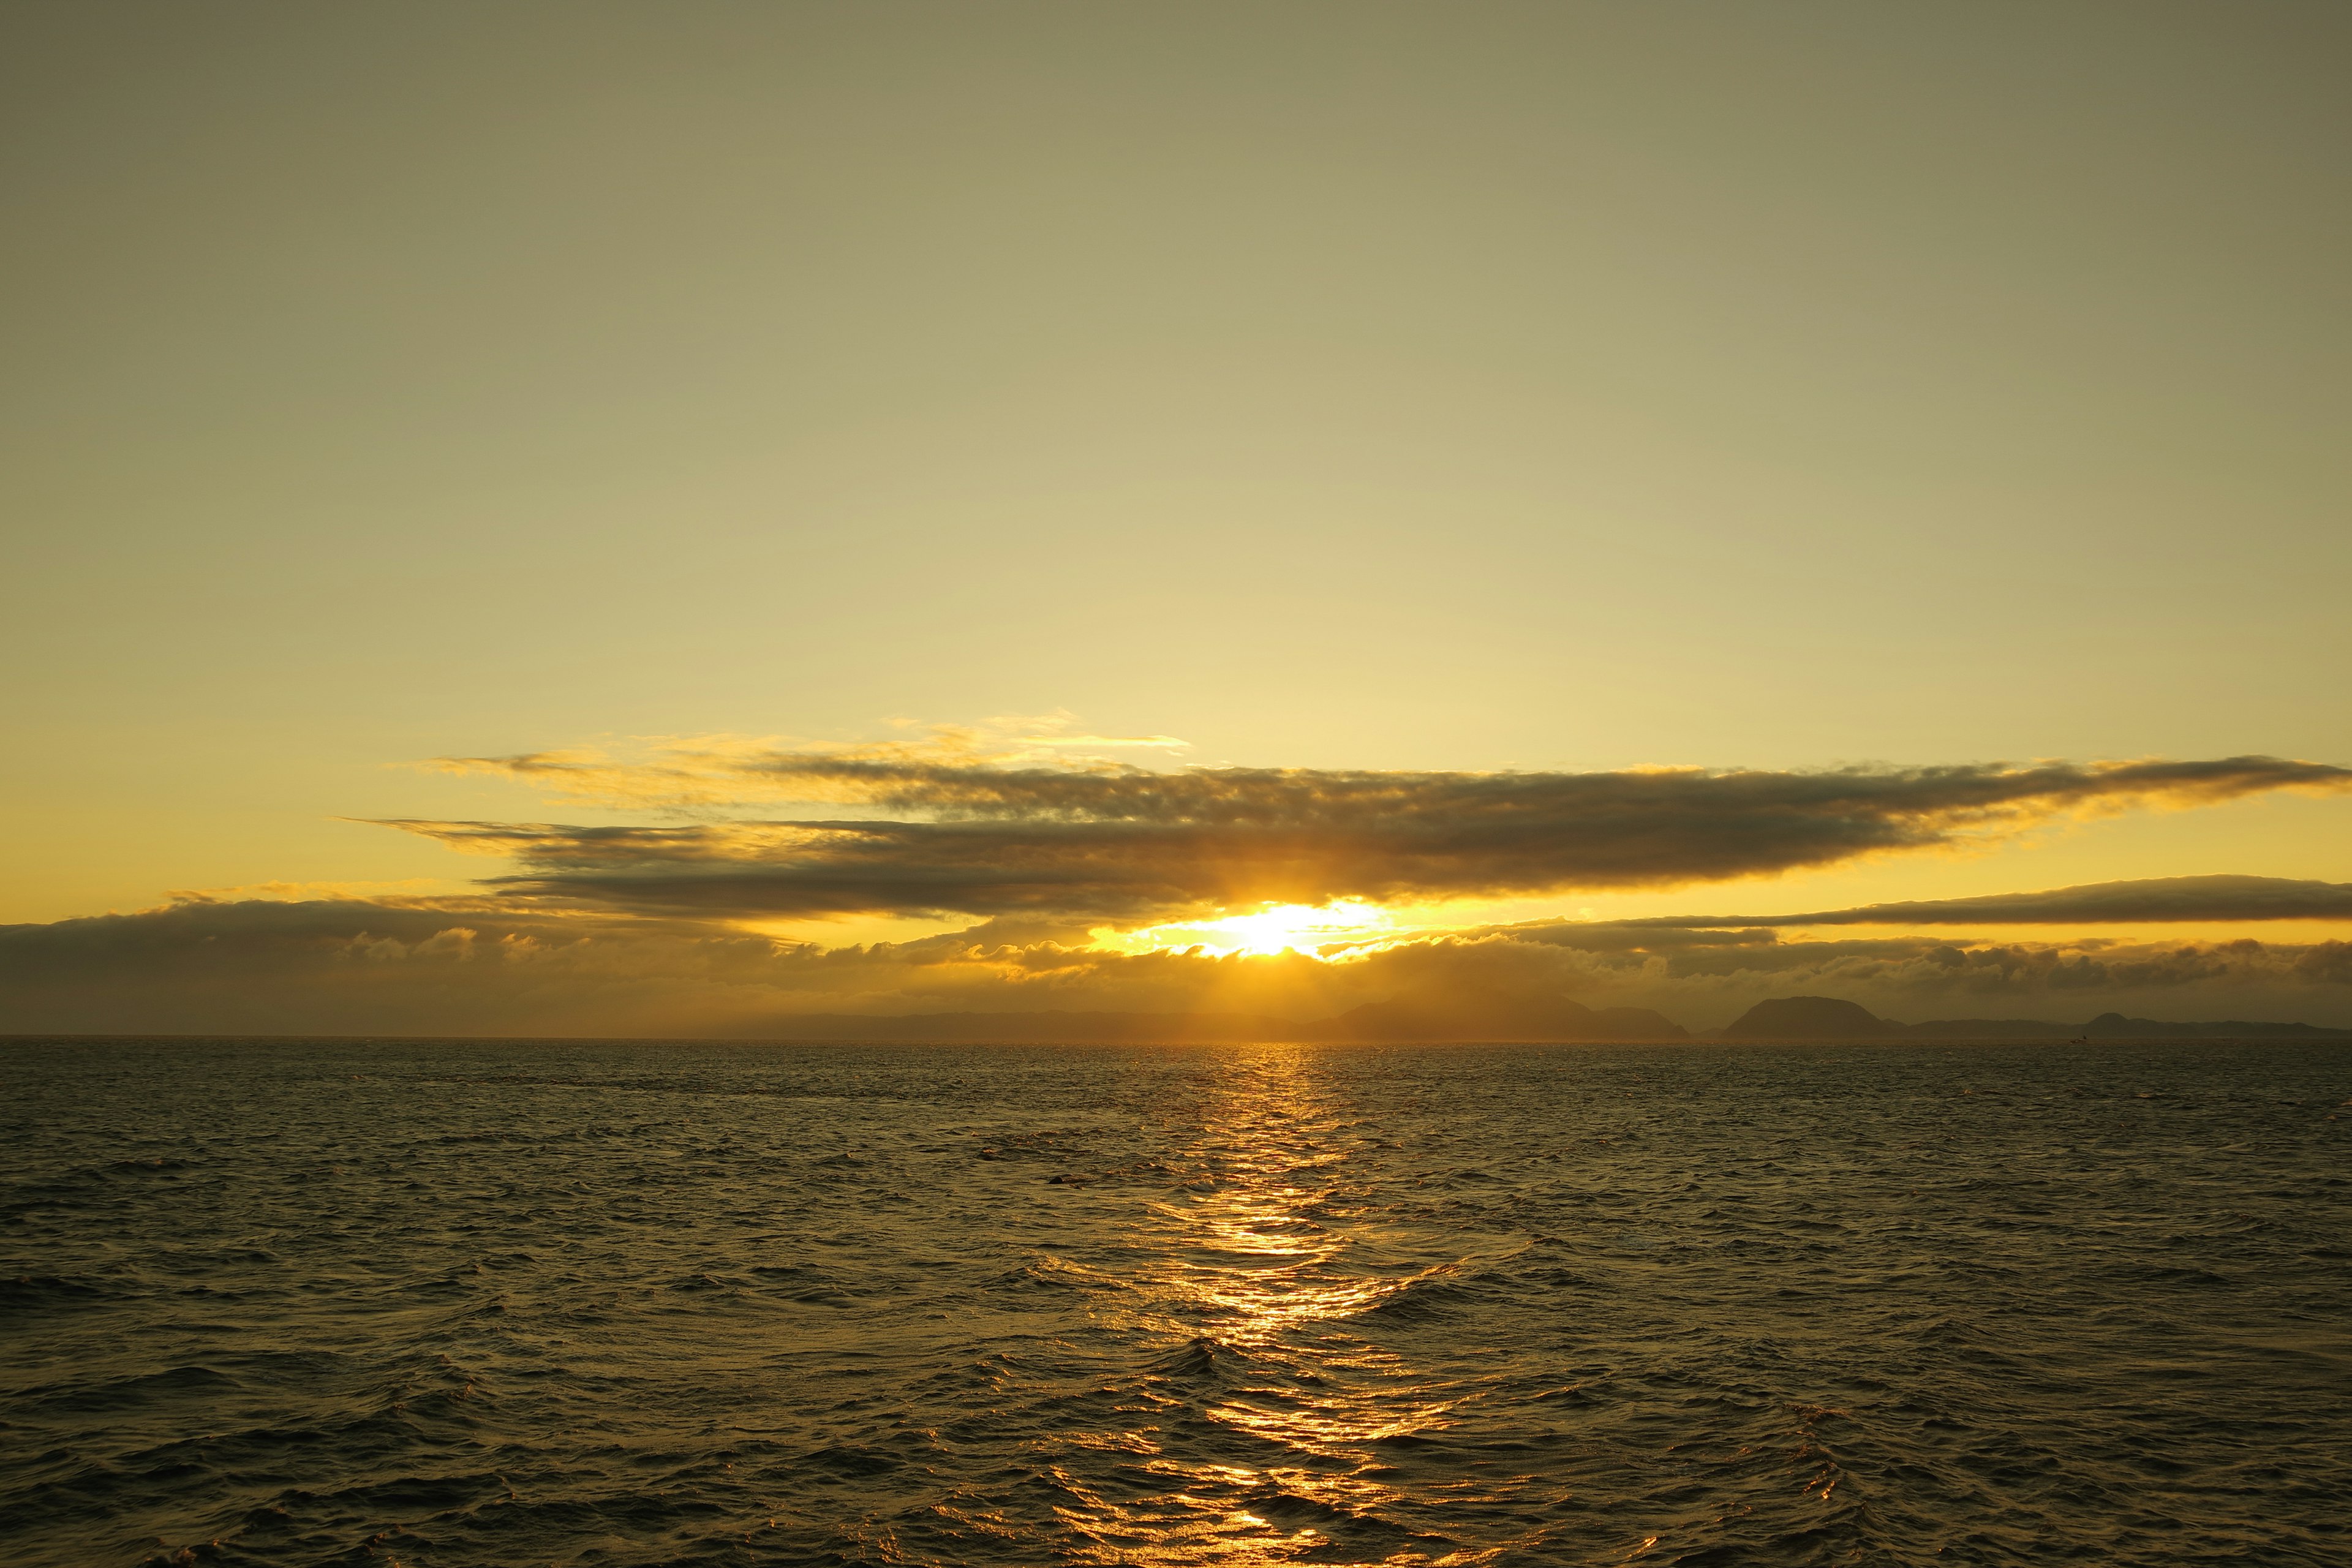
<box><xmin>2</xmin><ymin>1038</ymin><xmax>2346</xmax><ymax>1567</ymax></box>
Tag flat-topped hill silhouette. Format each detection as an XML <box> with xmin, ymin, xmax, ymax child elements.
<box><xmin>1721</xmin><ymin>996</ymin><xmax>1898</xmax><ymax>1038</ymax></box>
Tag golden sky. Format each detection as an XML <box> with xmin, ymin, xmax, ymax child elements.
<box><xmin>3</xmin><ymin>4</ymin><xmax>2347</xmax><ymax>1033</ymax></box>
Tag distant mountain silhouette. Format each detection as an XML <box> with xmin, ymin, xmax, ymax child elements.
<box><xmin>1722</xmin><ymin>997</ymin><xmax>2352</xmax><ymax>1040</ymax></box>
<box><xmin>1721</xmin><ymin>995</ymin><xmax>1898</xmax><ymax>1038</ymax></box>
<box><xmin>2074</xmin><ymin>1011</ymin><xmax>2352</xmax><ymax>1039</ymax></box>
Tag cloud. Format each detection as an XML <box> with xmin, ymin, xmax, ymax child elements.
<box><xmin>421</xmin><ymin>717</ymin><xmax>1190</xmax><ymax>812</ymax></box>
<box><xmin>6</xmin><ymin>895</ymin><xmax>2349</xmax><ymax>1038</ymax></box>
<box><xmin>1615</xmin><ymin>874</ymin><xmax>2352</xmax><ymax>927</ymax></box>
<box><xmin>12</xmin><ymin>731</ymin><xmax>2348</xmax><ymax>1036</ymax></box>
<box><xmin>385</xmin><ymin>752</ymin><xmax>2351</xmax><ymax>921</ymax></box>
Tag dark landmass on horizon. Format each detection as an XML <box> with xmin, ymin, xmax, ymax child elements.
<box><xmin>728</xmin><ymin>993</ymin><xmax>2352</xmax><ymax>1043</ymax></box>
<box><xmin>13</xmin><ymin>996</ymin><xmax>2343</xmax><ymax>1045</ymax></box>
<box><xmin>1717</xmin><ymin>995</ymin><xmax>2352</xmax><ymax>1041</ymax></box>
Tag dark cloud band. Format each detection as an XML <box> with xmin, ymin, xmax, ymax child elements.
<box><xmin>382</xmin><ymin>754</ymin><xmax>2351</xmax><ymax>920</ymax></box>
<box><xmin>1613</xmin><ymin>875</ymin><xmax>2352</xmax><ymax>929</ymax></box>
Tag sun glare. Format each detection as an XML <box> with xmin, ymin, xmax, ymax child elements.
<box><xmin>1106</xmin><ymin>901</ymin><xmax>1393</xmax><ymax>959</ymax></box>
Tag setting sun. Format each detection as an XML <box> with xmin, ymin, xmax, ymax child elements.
<box><xmin>5</xmin><ymin>6</ymin><xmax>2350</xmax><ymax>1565</ymax></box>
<box><xmin>1106</xmin><ymin>901</ymin><xmax>1394</xmax><ymax>959</ymax></box>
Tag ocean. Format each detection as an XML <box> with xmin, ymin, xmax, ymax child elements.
<box><xmin>2</xmin><ymin>1037</ymin><xmax>2345</xmax><ymax>1566</ymax></box>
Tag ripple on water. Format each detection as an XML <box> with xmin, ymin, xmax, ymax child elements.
<box><xmin>0</xmin><ymin>1036</ymin><xmax>2346</xmax><ymax>1566</ymax></box>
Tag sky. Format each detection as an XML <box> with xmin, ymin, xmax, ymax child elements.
<box><xmin>4</xmin><ymin>2</ymin><xmax>2348</xmax><ymax>1035</ymax></box>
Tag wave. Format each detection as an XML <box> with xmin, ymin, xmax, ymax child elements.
<box><xmin>4</xmin><ymin>1036</ymin><xmax>2343</xmax><ymax>1567</ymax></box>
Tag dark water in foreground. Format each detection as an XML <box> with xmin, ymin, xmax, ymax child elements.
<box><xmin>2</xmin><ymin>1039</ymin><xmax>2347</xmax><ymax>1567</ymax></box>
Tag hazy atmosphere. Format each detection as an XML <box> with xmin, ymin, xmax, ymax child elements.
<box><xmin>9</xmin><ymin>7</ymin><xmax>2351</xmax><ymax>1567</ymax></box>
<box><xmin>4</xmin><ymin>3</ymin><xmax>2352</xmax><ymax>1053</ymax></box>
<box><xmin>6</xmin><ymin>4</ymin><xmax>2351</xmax><ymax>1044</ymax></box>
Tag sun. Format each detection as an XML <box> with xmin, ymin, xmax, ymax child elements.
<box><xmin>1104</xmin><ymin>900</ymin><xmax>1393</xmax><ymax>959</ymax></box>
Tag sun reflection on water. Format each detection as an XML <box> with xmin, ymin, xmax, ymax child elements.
<box><xmin>1052</xmin><ymin>1053</ymin><xmax>1508</xmax><ymax>1567</ymax></box>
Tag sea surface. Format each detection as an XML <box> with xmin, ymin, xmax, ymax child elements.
<box><xmin>2</xmin><ymin>1038</ymin><xmax>2346</xmax><ymax>1567</ymax></box>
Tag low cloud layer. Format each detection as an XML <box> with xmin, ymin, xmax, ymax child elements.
<box><xmin>6</xmin><ymin>894</ymin><xmax>2348</xmax><ymax>1038</ymax></box>
<box><xmin>1619</xmin><ymin>875</ymin><xmax>2352</xmax><ymax>929</ymax></box>
<box><xmin>390</xmin><ymin>752</ymin><xmax>2350</xmax><ymax>921</ymax></box>
<box><xmin>10</xmin><ymin>739</ymin><xmax>2346</xmax><ymax>1037</ymax></box>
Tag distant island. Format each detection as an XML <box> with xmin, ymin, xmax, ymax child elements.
<box><xmin>729</xmin><ymin>993</ymin><xmax>2350</xmax><ymax>1043</ymax></box>
<box><xmin>1716</xmin><ymin>994</ymin><xmax>2352</xmax><ymax>1041</ymax></box>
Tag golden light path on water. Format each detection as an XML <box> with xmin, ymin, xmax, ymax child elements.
<box><xmin>11</xmin><ymin>1039</ymin><xmax>2348</xmax><ymax>1564</ymax></box>
<box><xmin>1055</xmin><ymin>1054</ymin><xmax>1513</xmax><ymax>1566</ymax></box>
